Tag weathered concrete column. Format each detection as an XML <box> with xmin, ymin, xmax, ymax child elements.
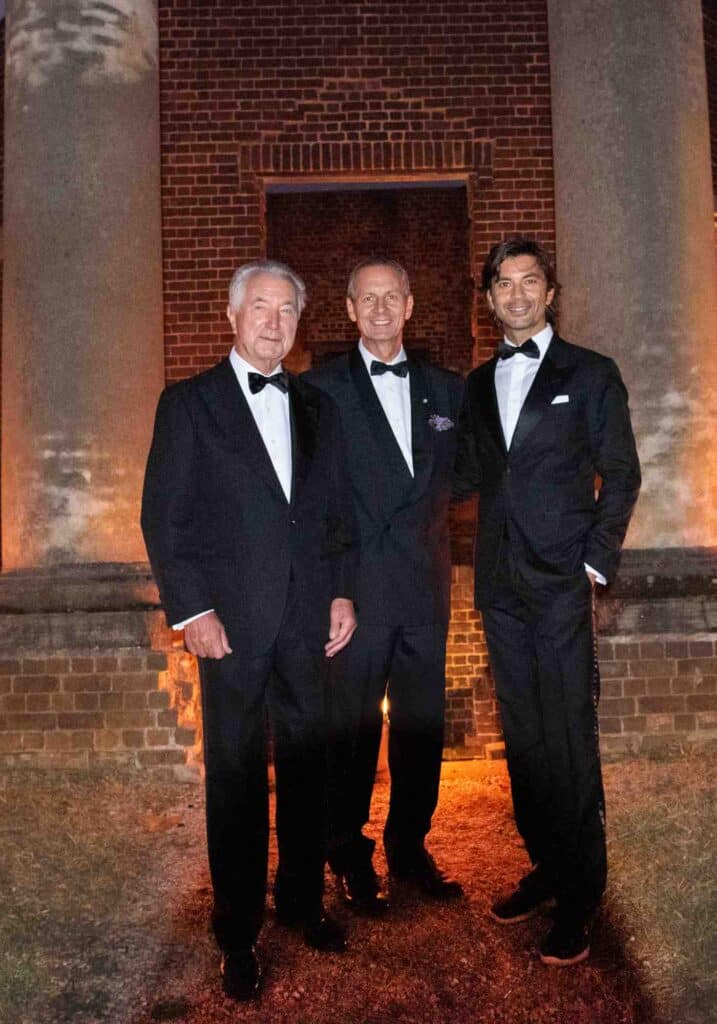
<box><xmin>548</xmin><ymin>0</ymin><xmax>717</xmax><ymax>549</ymax></box>
<box><xmin>2</xmin><ymin>0</ymin><xmax>165</xmax><ymax>568</ymax></box>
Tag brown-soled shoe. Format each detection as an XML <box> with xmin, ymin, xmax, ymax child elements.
<box><xmin>220</xmin><ymin>947</ymin><xmax>262</xmax><ymax>1001</ymax></box>
<box><xmin>388</xmin><ymin>847</ymin><xmax>464</xmax><ymax>901</ymax></box>
<box><xmin>336</xmin><ymin>862</ymin><xmax>390</xmax><ymax>917</ymax></box>
<box><xmin>539</xmin><ymin>919</ymin><xmax>591</xmax><ymax>967</ymax></box>
<box><xmin>490</xmin><ymin>883</ymin><xmax>555</xmax><ymax>924</ymax></box>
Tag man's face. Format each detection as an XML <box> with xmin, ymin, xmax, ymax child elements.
<box><xmin>347</xmin><ymin>265</ymin><xmax>414</xmax><ymax>357</ymax></box>
<box><xmin>227</xmin><ymin>272</ymin><xmax>299</xmax><ymax>374</ymax></box>
<box><xmin>486</xmin><ymin>254</ymin><xmax>555</xmax><ymax>344</ymax></box>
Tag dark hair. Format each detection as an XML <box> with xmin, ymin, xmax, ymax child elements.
<box><xmin>481</xmin><ymin>236</ymin><xmax>559</xmax><ymax>326</ymax></box>
<box><xmin>347</xmin><ymin>256</ymin><xmax>411</xmax><ymax>299</ymax></box>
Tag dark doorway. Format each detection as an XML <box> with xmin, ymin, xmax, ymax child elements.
<box><xmin>266</xmin><ymin>182</ymin><xmax>473</xmax><ymax>373</ymax></box>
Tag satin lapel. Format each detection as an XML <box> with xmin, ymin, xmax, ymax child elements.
<box><xmin>197</xmin><ymin>357</ymin><xmax>288</xmax><ymax>503</ymax></box>
<box><xmin>478</xmin><ymin>359</ymin><xmax>508</xmax><ymax>458</ymax></box>
<box><xmin>509</xmin><ymin>337</ymin><xmax>574</xmax><ymax>454</ymax></box>
<box><xmin>288</xmin><ymin>377</ymin><xmax>319</xmax><ymax>505</ymax></box>
<box><xmin>348</xmin><ymin>348</ymin><xmax>415</xmax><ymax>485</ymax></box>
<box><xmin>407</xmin><ymin>357</ymin><xmax>434</xmax><ymax>496</ymax></box>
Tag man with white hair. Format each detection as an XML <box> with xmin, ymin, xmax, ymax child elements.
<box><xmin>142</xmin><ymin>259</ymin><xmax>357</xmax><ymax>1001</ymax></box>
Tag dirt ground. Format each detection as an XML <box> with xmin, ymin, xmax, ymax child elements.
<box><xmin>1</xmin><ymin>755</ymin><xmax>714</xmax><ymax>1024</ymax></box>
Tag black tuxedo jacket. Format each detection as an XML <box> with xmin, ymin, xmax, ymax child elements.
<box><xmin>304</xmin><ymin>349</ymin><xmax>464</xmax><ymax>627</ymax></box>
<box><xmin>454</xmin><ymin>335</ymin><xmax>641</xmax><ymax>606</ymax></box>
<box><xmin>141</xmin><ymin>357</ymin><xmax>356</xmax><ymax>655</ymax></box>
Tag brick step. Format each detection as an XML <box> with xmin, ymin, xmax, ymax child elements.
<box><xmin>0</xmin><ymin>648</ymin><xmax>199</xmax><ymax>776</ymax></box>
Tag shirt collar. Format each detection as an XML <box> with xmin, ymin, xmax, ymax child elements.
<box><xmin>358</xmin><ymin>339</ymin><xmax>407</xmax><ymax>372</ymax></box>
<box><xmin>500</xmin><ymin>323</ymin><xmax>553</xmax><ymax>359</ymax></box>
<box><xmin>230</xmin><ymin>346</ymin><xmax>285</xmax><ymax>391</ymax></box>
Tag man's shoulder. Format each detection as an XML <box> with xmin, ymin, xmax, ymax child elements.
<box><xmin>551</xmin><ymin>336</ymin><xmax>620</xmax><ymax>376</ymax></box>
<box><xmin>303</xmin><ymin>352</ymin><xmax>352</xmax><ymax>382</ymax></box>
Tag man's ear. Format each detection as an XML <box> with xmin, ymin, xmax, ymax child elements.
<box><xmin>546</xmin><ymin>287</ymin><xmax>555</xmax><ymax>308</ymax></box>
<box><xmin>405</xmin><ymin>293</ymin><xmax>414</xmax><ymax>321</ymax></box>
<box><xmin>227</xmin><ymin>305</ymin><xmax>236</xmax><ymax>332</ymax></box>
<box><xmin>346</xmin><ymin>296</ymin><xmax>358</xmax><ymax>324</ymax></box>
<box><xmin>486</xmin><ymin>290</ymin><xmax>495</xmax><ymax>314</ymax></box>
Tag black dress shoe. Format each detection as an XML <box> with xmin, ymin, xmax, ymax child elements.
<box><xmin>336</xmin><ymin>862</ymin><xmax>390</xmax><ymax>916</ymax></box>
<box><xmin>276</xmin><ymin>904</ymin><xmax>348</xmax><ymax>953</ymax></box>
<box><xmin>388</xmin><ymin>847</ymin><xmax>464</xmax><ymax>901</ymax></box>
<box><xmin>302</xmin><ymin>911</ymin><xmax>348</xmax><ymax>953</ymax></box>
<box><xmin>539</xmin><ymin>919</ymin><xmax>591</xmax><ymax>966</ymax></box>
<box><xmin>490</xmin><ymin>869</ymin><xmax>555</xmax><ymax>924</ymax></box>
<box><xmin>220</xmin><ymin>947</ymin><xmax>262</xmax><ymax>1001</ymax></box>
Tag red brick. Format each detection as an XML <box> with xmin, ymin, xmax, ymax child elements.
<box><xmin>0</xmin><ymin>733</ymin><xmax>24</xmax><ymax>753</ymax></box>
<box><xmin>137</xmin><ymin>748</ymin><xmax>187</xmax><ymax>767</ymax></box>
<box><xmin>57</xmin><ymin>712</ymin><xmax>104</xmax><ymax>730</ymax></box>
<box><xmin>685</xmin><ymin>694</ymin><xmax>717</xmax><ymax>712</ymax></box>
<box><xmin>13</xmin><ymin>675</ymin><xmax>60</xmax><ymax>694</ymax></box>
<box><xmin>147</xmin><ymin>729</ymin><xmax>171</xmax><ymax>747</ymax></box>
<box><xmin>61</xmin><ymin>675</ymin><xmax>111</xmax><ymax>693</ymax></box>
<box><xmin>638</xmin><ymin>696</ymin><xmax>685</xmax><ymax>714</ymax></box>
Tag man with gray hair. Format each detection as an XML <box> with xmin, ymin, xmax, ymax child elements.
<box><xmin>142</xmin><ymin>259</ymin><xmax>357</xmax><ymax>1000</ymax></box>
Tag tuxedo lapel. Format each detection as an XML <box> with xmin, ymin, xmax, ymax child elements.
<box><xmin>348</xmin><ymin>348</ymin><xmax>415</xmax><ymax>488</ymax></box>
<box><xmin>479</xmin><ymin>360</ymin><xmax>508</xmax><ymax>458</ymax></box>
<box><xmin>198</xmin><ymin>357</ymin><xmax>288</xmax><ymax>503</ymax></box>
<box><xmin>288</xmin><ymin>377</ymin><xmax>319</xmax><ymax>505</ymax></box>
<box><xmin>509</xmin><ymin>336</ymin><xmax>574</xmax><ymax>454</ymax></box>
<box><xmin>407</xmin><ymin>357</ymin><xmax>435</xmax><ymax>497</ymax></box>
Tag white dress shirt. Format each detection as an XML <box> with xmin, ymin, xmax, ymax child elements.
<box><xmin>172</xmin><ymin>347</ymin><xmax>293</xmax><ymax>630</ymax></box>
<box><xmin>494</xmin><ymin>324</ymin><xmax>605</xmax><ymax>585</ymax></box>
<box><xmin>359</xmin><ymin>340</ymin><xmax>414</xmax><ymax>476</ymax></box>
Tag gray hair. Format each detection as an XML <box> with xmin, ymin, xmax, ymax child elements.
<box><xmin>228</xmin><ymin>259</ymin><xmax>307</xmax><ymax>315</ymax></box>
<box><xmin>347</xmin><ymin>256</ymin><xmax>411</xmax><ymax>300</ymax></box>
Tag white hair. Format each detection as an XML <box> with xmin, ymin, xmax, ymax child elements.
<box><xmin>228</xmin><ymin>259</ymin><xmax>307</xmax><ymax>315</ymax></box>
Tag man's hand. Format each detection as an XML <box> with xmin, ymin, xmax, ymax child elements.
<box><xmin>183</xmin><ymin>611</ymin><xmax>233</xmax><ymax>659</ymax></box>
<box><xmin>586</xmin><ymin>569</ymin><xmax>597</xmax><ymax>589</ymax></box>
<box><xmin>325</xmin><ymin>598</ymin><xmax>357</xmax><ymax>658</ymax></box>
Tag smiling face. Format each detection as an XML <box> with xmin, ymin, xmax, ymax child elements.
<box><xmin>487</xmin><ymin>254</ymin><xmax>555</xmax><ymax>345</ymax></box>
<box><xmin>346</xmin><ymin>264</ymin><xmax>414</xmax><ymax>361</ymax></box>
<box><xmin>226</xmin><ymin>271</ymin><xmax>300</xmax><ymax>374</ymax></box>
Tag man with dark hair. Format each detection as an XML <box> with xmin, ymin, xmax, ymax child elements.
<box><xmin>305</xmin><ymin>256</ymin><xmax>464</xmax><ymax>915</ymax></box>
<box><xmin>142</xmin><ymin>260</ymin><xmax>357</xmax><ymax>1001</ymax></box>
<box><xmin>454</xmin><ymin>236</ymin><xmax>640</xmax><ymax>966</ymax></box>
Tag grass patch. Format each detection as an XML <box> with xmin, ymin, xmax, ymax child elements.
<box><xmin>0</xmin><ymin>755</ymin><xmax>714</xmax><ymax>1023</ymax></box>
<box><xmin>605</xmin><ymin>753</ymin><xmax>717</xmax><ymax>1023</ymax></box>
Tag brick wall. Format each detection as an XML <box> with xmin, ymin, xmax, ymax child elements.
<box><xmin>597</xmin><ymin>635</ymin><xmax>717</xmax><ymax>758</ymax></box>
<box><xmin>0</xmin><ymin>648</ymin><xmax>200</xmax><ymax>776</ymax></box>
<box><xmin>445</xmin><ymin>565</ymin><xmax>500</xmax><ymax>755</ymax></box>
<box><xmin>159</xmin><ymin>0</ymin><xmax>556</xmax><ymax>380</ymax></box>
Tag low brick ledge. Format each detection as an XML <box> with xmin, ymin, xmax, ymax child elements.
<box><xmin>0</xmin><ymin>647</ymin><xmax>200</xmax><ymax>779</ymax></box>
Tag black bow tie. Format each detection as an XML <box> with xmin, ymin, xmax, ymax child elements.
<box><xmin>248</xmin><ymin>370</ymin><xmax>289</xmax><ymax>394</ymax></box>
<box><xmin>370</xmin><ymin>359</ymin><xmax>409</xmax><ymax>378</ymax></box>
<box><xmin>497</xmin><ymin>338</ymin><xmax>540</xmax><ymax>360</ymax></box>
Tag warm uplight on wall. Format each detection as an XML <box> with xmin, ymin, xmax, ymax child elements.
<box><xmin>381</xmin><ymin>696</ymin><xmax>389</xmax><ymax>719</ymax></box>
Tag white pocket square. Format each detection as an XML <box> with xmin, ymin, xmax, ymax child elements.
<box><xmin>551</xmin><ymin>394</ymin><xmax>569</xmax><ymax>405</ymax></box>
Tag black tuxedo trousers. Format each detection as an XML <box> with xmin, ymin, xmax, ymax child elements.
<box><xmin>482</xmin><ymin>543</ymin><xmax>606</xmax><ymax>921</ymax></box>
<box><xmin>203</xmin><ymin>579</ymin><xmax>328</xmax><ymax>951</ymax></box>
<box><xmin>326</xmin><ymin>622</ymin><xmax>448</xmax><ymax>871</ymax></box>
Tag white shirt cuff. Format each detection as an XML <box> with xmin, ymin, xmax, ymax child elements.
<box><xmin>584</xmin><ymin>564</ymin><xmax>606</xmax><ymax>586</ymax></box>
<box><xmin>172</xmin><ymin>609</ymin><xmax>214</xmax><ymax>630</ymax></box>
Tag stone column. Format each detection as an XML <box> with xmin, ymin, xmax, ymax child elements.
<box><xmin>547</xmin><ymin>0</ymin><xmax>717</xmax><ymax>549</ymax></box>
<box><xmin>2</xmin><ymin>0</ymin><xmax>165</xmax><ymax>568</ymax></box>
